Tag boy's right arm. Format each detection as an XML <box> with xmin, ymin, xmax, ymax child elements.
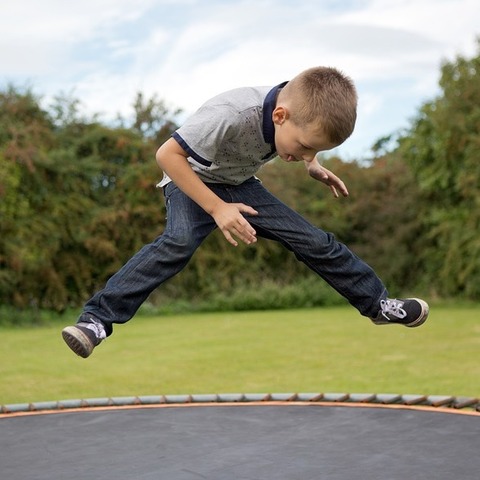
<box><xmin>155</xmin><ymin>138</ymin><xmax>258</xmax><ymax>247</ymax></box>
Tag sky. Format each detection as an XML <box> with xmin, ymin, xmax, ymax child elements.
<box><xmin>1</xmin><ymin>0</ymin><xmax>479</xmax><ymax>159</ymax></box>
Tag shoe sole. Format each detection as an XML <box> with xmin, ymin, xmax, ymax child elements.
<box><xmin>62</xmin><ymin>326</ymin><xmax>94</xmax><ymax>358</ymax></box>
<box><xmin>372</xmin><ymin>298</ymin><xmax>430</xmax><ymax>328</ymax></box>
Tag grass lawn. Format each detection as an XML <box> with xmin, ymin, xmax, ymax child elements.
<box><xmin>1</xmin><ymin>306</ymin><xmax>479</xmax><ymax>405</ymax></box>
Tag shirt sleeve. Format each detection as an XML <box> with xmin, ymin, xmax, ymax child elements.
<box><xmin>173</xmin><ymin>103</ymin><xmax>238</xmax><ymax>166</ymax></box>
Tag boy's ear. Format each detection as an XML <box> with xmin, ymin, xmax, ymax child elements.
<box><xmin>272</xmin><ymin>106</ymin><xmax>288</xmax><ymax>125</ymax></box>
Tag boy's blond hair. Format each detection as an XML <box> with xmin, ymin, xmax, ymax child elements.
<box><xmin>279</xmin><ymin>66</ymin><xmax>358</xmax><ymax>145</ymax></box>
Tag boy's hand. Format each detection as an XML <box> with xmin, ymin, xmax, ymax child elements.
<box><xmin>210</xmin><ymin>202</ymin><xmax>258</xmax><ymax>247</ymax></box>
<box><xmin>156</xmin><ymin>140</ymin><xmax>258</xmax><ymax>247</ymax></box>
<box><xmin>305</xmin><ymin>160</ymin><xmax>349</xmax><ymax>198</ymax></box>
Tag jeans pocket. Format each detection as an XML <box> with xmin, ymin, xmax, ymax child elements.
<box><xmin>163</xmin><ymin>182</ymin><xmax>179</xmax><ymax>202</ymax></box>
<box><xmin>163</xmin><ymin>182</ymin><xmax>178</xmax><ymax>220</ymax></box>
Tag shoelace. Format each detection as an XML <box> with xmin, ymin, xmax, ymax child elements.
<box><xmin>380</xmin><ymin>299</ymin><xmax>407</xmax><ymax>320</ymax></box>
<box><xmin>84</xmin><ymin>319</ymin><xmax>107</xmax><ymax>340</ymax></box>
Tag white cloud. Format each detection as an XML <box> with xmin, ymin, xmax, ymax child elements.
<box><xmin>1</xmin><ymin>0</ymin><xmax>478</xmax><ymax>157</ymax></box>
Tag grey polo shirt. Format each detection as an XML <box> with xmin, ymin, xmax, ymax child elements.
<box><xmin>158</xmin><ymin>82</ymin><xmax>287</xmax><ymax>187</ymax></box>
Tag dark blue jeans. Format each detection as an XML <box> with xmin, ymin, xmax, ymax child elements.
<box><xmin>83</xmin><ymin>178</ymin><xmax>387</xmax><ymax>335</ymax></box>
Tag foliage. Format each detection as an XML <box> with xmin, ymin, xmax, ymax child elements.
<box><xmin>397</xmin><ymin>39</ymin><xmax>480</xmax><ymax>298</ymax></box>
<box><xmin>1</xmin><ymin>43</ymin><xmax>480</xmax><ymax>316</ymax></box>
<box><xmin>0</xmin><ymin>88</ymin><xmax>176</xmax><ymax>310</ymax></box>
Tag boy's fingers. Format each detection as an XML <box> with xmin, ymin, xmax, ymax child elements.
<box><xmin>223</xmin><ymin>230</ymin><xmax>238</xmax><ymax>247</ymax></box>
<box><xmin>213</xmin><ymin>202</ymin><xmax>258</xmax><ymax>246</ymax></box>
<box><xmin>221</xmin><ymin>220</ymin><xmax>257</xmax><ymax>247</ymax></box>
<box><xmin>236</xmin><ymin>221</ymin><xmax>257</xmax><ymax>244</ymax></box>
<box><xmin>327</xmin><ymin>175</ymin><xmax>348</xmax><ymax>197</ymax></box>
<box><xmin>237</xmin><ymin>205</ymin><xmax>258</xmax><ymax>216</ymax></box>
<box><xmin>232</xmin><ymin>204</ymin><xmax>258</xmax><ymax>243</ymax></box>
<box><xmin>221</xmin><ymin>227</ymin><xmax>256</xmax><ymax>247</ymax></box>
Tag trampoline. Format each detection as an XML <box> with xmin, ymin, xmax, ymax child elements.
<box><xmin>1</xmin><ymin>393</ymin><xmax>479</xmax><ymax>480</ymax></box>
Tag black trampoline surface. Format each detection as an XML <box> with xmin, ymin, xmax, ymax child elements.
<box><xmin>1</xmin><ymin>402</ymin><xmax>479</xmax><ymax>480</ymax></box>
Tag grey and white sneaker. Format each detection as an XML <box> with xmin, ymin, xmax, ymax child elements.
<box><xmin>62</xmin><ymin>318</ymin><xmax>107</xmax><ymax>358</ymax></box>
<box><xmin>371</xmin><ymin>298</ymin><xmax>429</xmax><ymax>327</ymax></box>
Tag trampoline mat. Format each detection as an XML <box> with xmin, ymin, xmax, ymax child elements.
<box><xmin>1</xmin><ymin>403</ymin><xmax>479</xmax><ymax>480</ymax></box>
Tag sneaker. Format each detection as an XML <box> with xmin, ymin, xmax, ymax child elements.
<box><xmin>371</xmin><ymin>298</ymin><xmax>429</xmax><ymax>327</ymax></box>
<box><xmin>62</xmin><ymin>319</ymin><xmax>106</xmax><ymax>358</ymax></box>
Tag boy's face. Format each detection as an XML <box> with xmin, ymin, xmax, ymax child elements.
<box><xmin>272</xmin><ymin>106</ymin><xmax>336</xmax><ymax>164</ymax></box>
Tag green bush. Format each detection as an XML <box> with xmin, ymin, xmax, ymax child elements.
<box><xmin>143</xmin><ymin>276</ymin><xmax>346</xmax><ymax>315</ymax></box>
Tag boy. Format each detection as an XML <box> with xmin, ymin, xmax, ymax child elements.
<box><xmin>62</xmin><ymin>66</ymin><xmax>429</xmax><ymax>358</ymax></box>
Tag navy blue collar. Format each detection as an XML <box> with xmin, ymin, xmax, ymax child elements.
<box><xmin>262</xmin><ymin>81</ymin><xmax>288</xmax><ymax>153</ymax></box>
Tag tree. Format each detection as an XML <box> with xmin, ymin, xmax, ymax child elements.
<box><xmin>131</xmin><ymin>92</ymin><xmax>182</xmax><ymax>145</ymax></box>
<box><xmin>398</xmin><ymin>40</ymin><xmax>480</xmax><ymax>298</ymax></box>
<box><xmin>0</xmin><ymin>87</ymin><xmax>179</xmax><ymax>310</ymax></box>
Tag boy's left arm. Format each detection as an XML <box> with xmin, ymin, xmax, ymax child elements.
<box><xmin>304</xmin><ymin>157</ymin><xmax>349</xmax><ymax>198</ymax></box>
